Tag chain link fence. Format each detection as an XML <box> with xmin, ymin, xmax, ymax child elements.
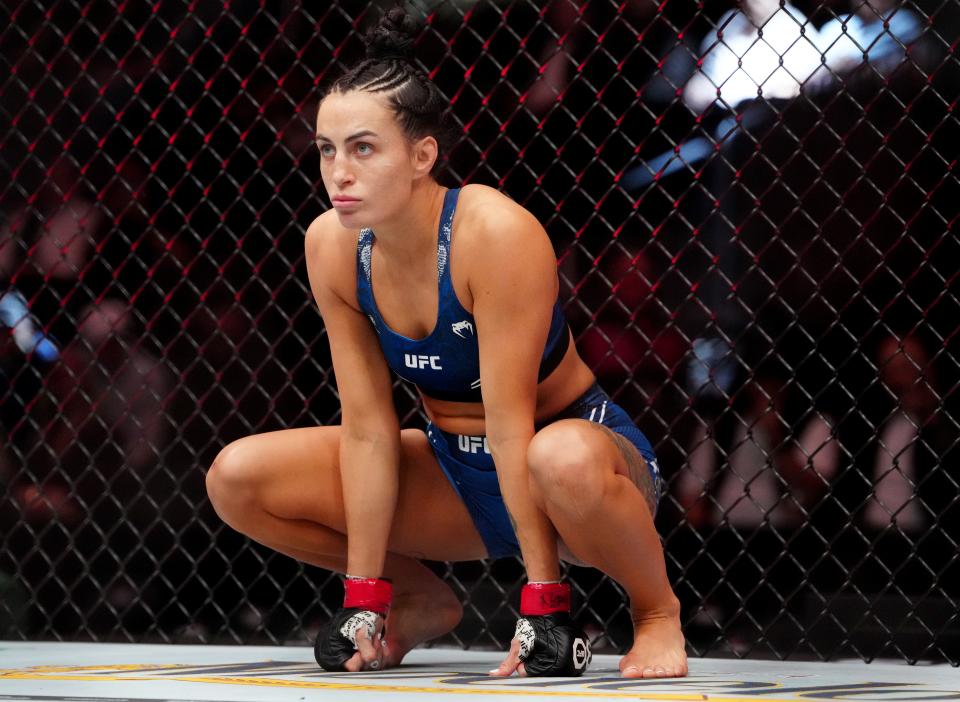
<box><xmin>1</xmin><ymin>0</ymin><xmax>958</xmax><ymax>664</ymax></box>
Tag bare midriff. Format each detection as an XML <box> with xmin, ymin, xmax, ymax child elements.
<box><xmin>421</xmin><ymin>329</ymin><xmax>597</xmax><ymax>436</ymax></box>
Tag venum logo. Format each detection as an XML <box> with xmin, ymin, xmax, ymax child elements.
<box><xmin>451</xmin><ymin>320</ymin><xmax>474</xmax><ymax>338</ymax></box>
<box><xmin>404</xmin><ymin>354</ymin><xmax>442</xmax><ymax>370</ymax></box>
<box><xmin>457</xmin><ymin>435</ymin><xmax>490</xmax><ymax>455</ymax></box>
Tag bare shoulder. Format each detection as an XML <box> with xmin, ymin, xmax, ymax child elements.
<box><xmin>305</xmin><ymin>209</ymin><xmax>354</xmax><ymax>259</ymax></box>
<box><xmin>456</xmin><ymin>184</ymin><xmax>556</xmax><ymax>263</ymax></box>
<box><xmin>304</xmin><ymin>210</ymin><xmax>360</xmax><ymax>308</ymax></box>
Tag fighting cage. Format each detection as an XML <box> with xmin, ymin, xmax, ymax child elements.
<box><xmin>1</xmin><ymin>0</ymin><xmax>958</xmax><ymax>664</ymax></box>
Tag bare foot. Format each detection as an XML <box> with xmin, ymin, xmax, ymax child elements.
<box><xmin>382</xmin><ymin>582</ymin><xmax>463</xmax><ymax>668</ymax></box>
<box><xmin>619</xmin><ymin>610</ymin><xmax>688</xmax><ymax>679</ymax></box>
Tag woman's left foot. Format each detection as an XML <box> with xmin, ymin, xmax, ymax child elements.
<box><xmin>619</xmin><ymin>611</ymin><xmax>688</xmax><ymax>679</ymax></box>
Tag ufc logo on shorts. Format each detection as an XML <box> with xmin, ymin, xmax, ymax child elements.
<box><xmin>457</xmin><ymin>435</ymin><xmax>490</xmax><ymax>454</ymax></box>
<box><xmin>404</xmin><ymin>354</ymin><xmax>442</xmax><ymax>370</ymax></box>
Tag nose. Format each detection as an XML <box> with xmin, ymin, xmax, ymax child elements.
<box><xmin>332</xmin><ymin>153</ymin><xmax>354</xmax><ymax>188</ymax></box>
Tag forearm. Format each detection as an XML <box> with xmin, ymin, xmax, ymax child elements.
<box><xmin>340</xmin><ymin>430</ymin><xmax>400</xmax><ymax>578</ymax></box>
<box><xmin>489</xmin><ymin>430</ymin><xmax>560</xmax><ymax>583</ymax></box>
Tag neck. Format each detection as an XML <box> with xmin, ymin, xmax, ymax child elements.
<box><xmin>370</xmin><ymin>179</ymin><xmax>447</xmax><ymax>265</ymax></box>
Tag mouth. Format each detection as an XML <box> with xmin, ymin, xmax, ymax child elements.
<box><xmin>332</xmin><ymin>196</ymin><xmax>360</xmax><ymax>206</ymax></box>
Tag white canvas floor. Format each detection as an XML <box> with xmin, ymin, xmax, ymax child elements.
<box><xmin>0</xmin><ymin>642</ymin><xmax>957</xmax><ymax>702</ymax></box>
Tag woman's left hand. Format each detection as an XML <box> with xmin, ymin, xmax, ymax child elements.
<box><xmin>489</xmin><ymin>637</ymin><xmax>526</xmax><ymax>677</ymax></box>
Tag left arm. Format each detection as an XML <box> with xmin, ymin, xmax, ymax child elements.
<box><xmin>469</xmin><ymin>192</ymin><xmax>561</xmax><ymax>583</ymax></box>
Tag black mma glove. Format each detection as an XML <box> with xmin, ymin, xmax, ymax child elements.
<box><xmin>315</xmin><ymin>576</ymin><xmax>392</xmax><ymax>672</ymax></box>
<box><xmin>514</xmin><ymin>582</ymin><xmax>591</xmax><ymax>677</ymax></box>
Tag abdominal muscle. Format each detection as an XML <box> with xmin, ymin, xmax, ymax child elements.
<box><xmin>419</xmin><ymin>330</ymin><xmax>597</xmax><ymax>436</ymax></box>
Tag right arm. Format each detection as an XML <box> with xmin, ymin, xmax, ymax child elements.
<box><xmin>306</xmin><ymin>214</ymin><xmax>400</xmax><ymax>579</ymax></box>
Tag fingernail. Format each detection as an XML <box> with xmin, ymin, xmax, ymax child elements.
<box><xmin>488</xmin><ymin>669</ymin><xmax>500</xmax><ymax>674</ymax></box>
<box><xmin>624</xmin><ymin>666</ymin><xmax>639</xmax><ymax>675</ymax></box>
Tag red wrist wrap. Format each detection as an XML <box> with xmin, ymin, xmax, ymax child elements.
<box><xmin>520</xmin><ymin>582</ymin><xmax>571</xmax><ymax>616</ymax></box>
<box><xmin>343</xmin><ymin>577</ymin><xmax>393</xmax><ymax>616</ymax></box>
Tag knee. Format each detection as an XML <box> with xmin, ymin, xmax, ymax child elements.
<box><xmin>527</xmin><ymin>421</ymin><xmax>607</xmax><ymax>514</ymax></box>
<box><xmin>206</xmin><ymin>440</ymin><xmax>261</xmax><ymax>524</ymax></box>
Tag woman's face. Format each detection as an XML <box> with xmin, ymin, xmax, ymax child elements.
<box><xmin>315</xmin><ymin>90</ymin><xmax>425</xmax><ymax>229</ymax></box>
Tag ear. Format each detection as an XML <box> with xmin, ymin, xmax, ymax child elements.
<box><xmin>410</xmin><ymin>135</ymin><xmax>439</xmax><ymax>179</ymax></box>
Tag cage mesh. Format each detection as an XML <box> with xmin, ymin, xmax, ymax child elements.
<box><xmin>1</xmin><ymin>0</ymin><xmax>958</xmax><ymax>665</ymax></box>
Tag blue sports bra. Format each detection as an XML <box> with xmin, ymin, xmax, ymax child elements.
<box><xmin>355</xmin><ymin>187</ymin><xmax>570</xmax><ymax>403</ymax></box>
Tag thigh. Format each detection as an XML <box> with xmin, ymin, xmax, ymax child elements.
<box><xmin>534</xmin><ymin>384</ymin><xmax>662</xmax><ymax>513</ymax></box>
<box><xmin>591</xmin><ymin>421</ymin><xmax>659</xmax><ymax>515</ymax></box>
<box><xmin>532</xmin><ymin>417</ymin><xmax>659</xmax><ymax>516</ymax></box>
<box><xmin>529</xmin><ymin>418</ymin><xmax>657</xmax><ymax>567</ymax></box>
<box><xmin>217</xmin><ymin>425</ymin><xmax>489</xmax><ymax>562</ymax></box>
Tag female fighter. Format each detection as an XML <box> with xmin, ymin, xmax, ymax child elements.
<box><xmin>205</xmin><ymin>5</ymin><xmax>687</xmax><ymax>679</ymax></box>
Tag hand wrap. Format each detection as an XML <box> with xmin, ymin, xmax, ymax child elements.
<box><xmin>314</xmin><ymin>577</ymin><xmax>392</xmax><ymax>671</ymax></box>
<box><xmin>513</xmin><ymin>582</ymin><xmax>591</xmax><ymax>677</ymax></box>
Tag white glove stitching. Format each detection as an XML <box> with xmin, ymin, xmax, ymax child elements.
<box><xmin>514</xmin><ymin>617</ymin><xmax>536</xmax><ymax>660</ymax></box>
<box><xmin>339</xmin><ymin>610</ymin><xmax>379</xmax><ymax>648</ymax></box>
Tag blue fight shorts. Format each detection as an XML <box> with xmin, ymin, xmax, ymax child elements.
<box><xmin>425</xmin><ymin>382</ymin><xmax>662</xmax><ymax>559</ymax></box>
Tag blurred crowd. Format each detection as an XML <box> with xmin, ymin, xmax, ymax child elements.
<box><xmin>1</xmin><ymin>0</ymin><xmax>958</xmax><ymax>658</ymax></box>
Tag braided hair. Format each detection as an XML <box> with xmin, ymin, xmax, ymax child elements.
<box><xmin>325</xmin><ymin>5</ymin><xmax>453</xmax><ymax>177</ymax></box>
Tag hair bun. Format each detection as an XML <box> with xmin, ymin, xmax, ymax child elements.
<box><xmin>365</xmin><ymin>6</ymin><xmax>419</xmax><ymax>62</ymax></box>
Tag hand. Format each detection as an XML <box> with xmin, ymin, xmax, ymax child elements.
<box><xmin>489</xmin><ymin>637</ymin><xmax>527</xmax><ymax>677</ymax></box>
<box><xmin>343</xmin><ymin>614</ymin><xmax>388</xmax><ymax>672</ymax></box>
<box><xmin>314</xmin><ymin>608</ymin><xmax>388</xmax><ymax>671</ymax></box>
<box><xmin>315</xmin><ymin>576</ymin><xmax>393</xmax><ymax>672</ymax></box>
<box><xmin>489</xmin><ymin>613</ymin><xmax>591</xmax><ymax>677</ymax></box>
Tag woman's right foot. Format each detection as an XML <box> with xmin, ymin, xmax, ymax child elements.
<box><xmin>619</xmin><ymin>605</ymin><xmax>688</xmax><ymax>679</ymax></box>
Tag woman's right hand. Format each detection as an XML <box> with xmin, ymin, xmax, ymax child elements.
<box><xmin>343</xmin><ymin>616</ymin><xmax>388</xmax><ymax>672</ymax></box>
<box><xmin>315</xmin><ymin>607</ymin><xmax>388</xmax><ymax>672</ymax></box>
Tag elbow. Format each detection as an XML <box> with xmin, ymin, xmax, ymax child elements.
<box><xmin>340</xmin><ymin>418</ymin><xmax>400</xmax><ymax>452</ymax></box>
<box><xmin>485</xmin><ymin>414</ymin><xmax>535</xmax><ymax>447</ymax></box>
<box><xmin>340</xmin><ymin>405</ymin><xmax>400</xmax><ymax>443</ymax></box>
<box><xmin>485</xmin><ymin>427</ymin><xmax>536</xmax><ymax>464</ymax></box>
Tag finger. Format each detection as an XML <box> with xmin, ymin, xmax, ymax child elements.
<box><xmin>355</xmin><ymin>626</ymin><xmax>380</xmax><ymax>668</ymax></box>
<box><xmin>373</xmin><ymin>618</ymin><xmax>386</xmax><ymax>662</ymax></box>
<box><xmin>343</xmin><ymin>650</ymin><xmax>364</xmax><ymax>673</ymax></box>
<box><xmin>518</xmin><ymin>661</ymin><xmax>527</xmax><ymax>677</ymax></box>
<box><xmin>368</xmin><ymin>640</ymin><xmax>385</xmax><ymax>671</ymax></box>
<box><xmin>358</xmin><ymin>627</ymin><xmax>387</xmax><ymax>671</ymax></box>
<box><xmin>488</xmin><ymin>638</ymin><xmax>523</xmax><ymax>677</ymax></box>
